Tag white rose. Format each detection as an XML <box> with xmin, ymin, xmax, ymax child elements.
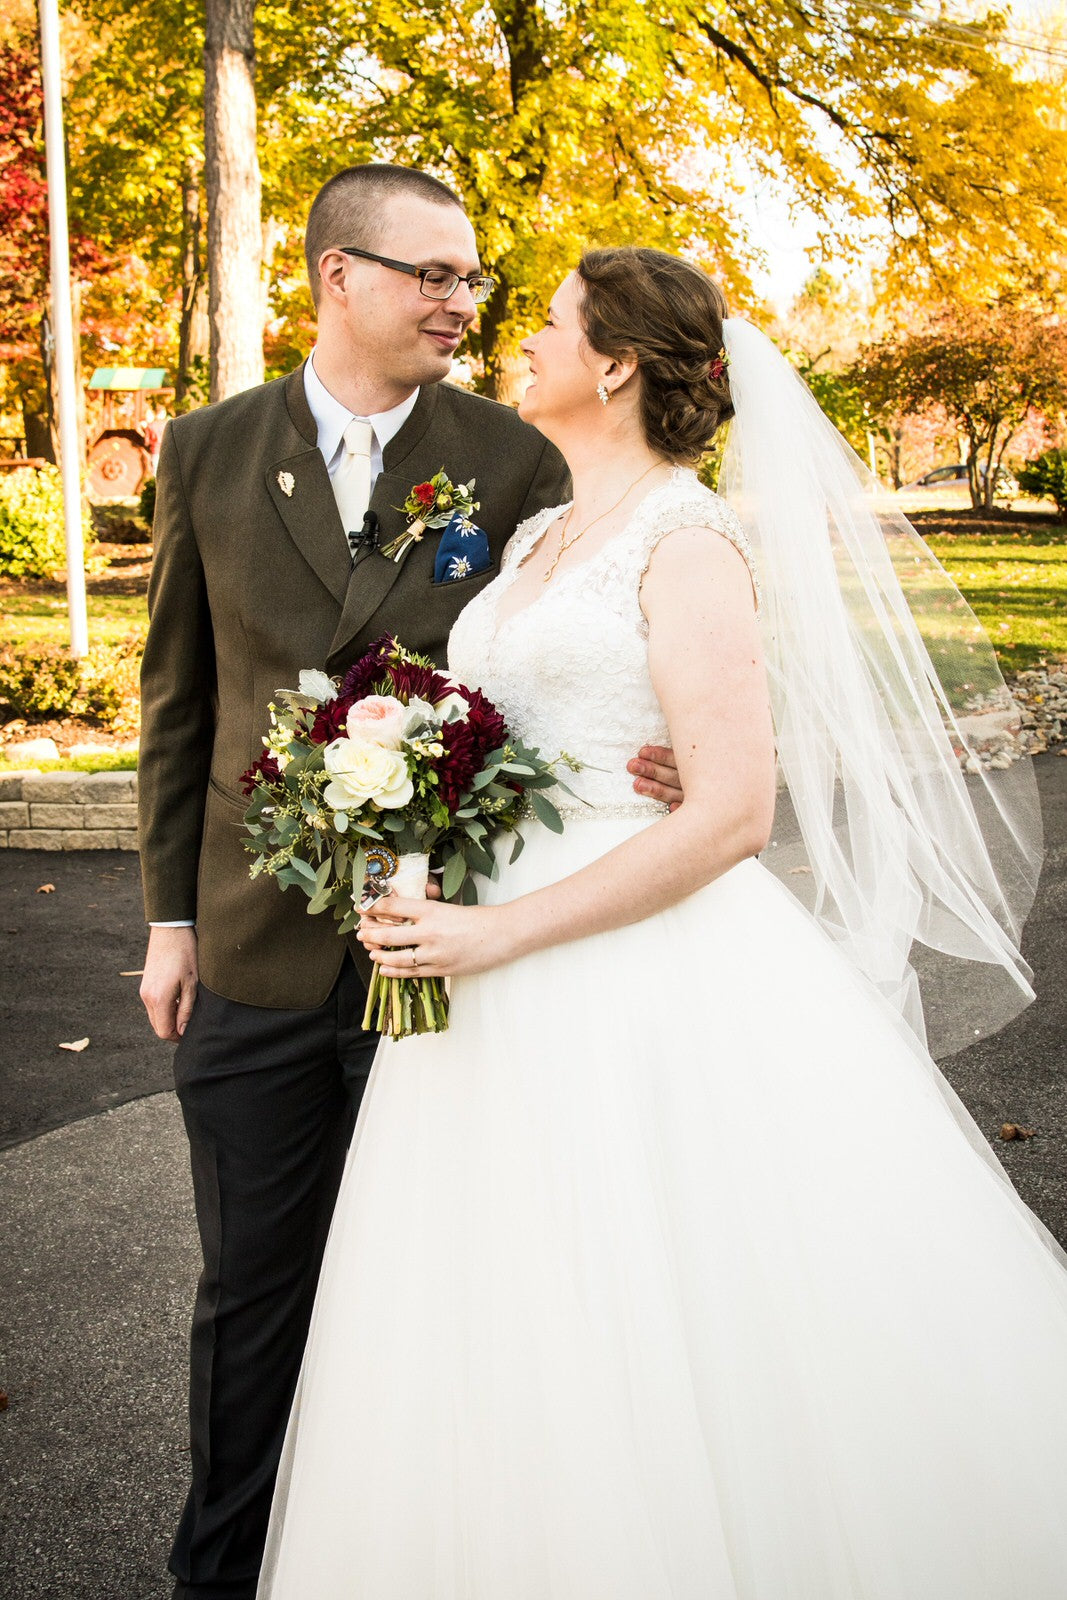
<box><xmin>345</xmin><ymin>695</ymin><xmax>407</xmax><ymax>749</ymax></box>
<box><xmin>323</xmin><ymin>736</ymin><xmax>414</xmax><ymax>810</ymax></box>
<box><xmin>298</xmin><ymin>669</ymin><xmax>338</xmax><ymax>704</ymax></box>
<box><xmin>435</xmin><ymin>690</ymin><xmax>470</xmax><ymax>723</ymax></box>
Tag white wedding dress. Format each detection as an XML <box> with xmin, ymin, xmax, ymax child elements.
<box><xmin>259</xmin><ymin>473</ymin><xmax>1067</xmax><ymax>1600</ymax></box>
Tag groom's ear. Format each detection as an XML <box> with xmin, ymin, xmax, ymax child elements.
<box><xmin>317</xmin><ymin>249</ymin><xmax>350</xmax><ymax>308</ymax></box>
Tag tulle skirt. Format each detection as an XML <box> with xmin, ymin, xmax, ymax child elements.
<box><xmin>258</xmin><ymin>816</ymin><xmax>1067</xmax><ymax>1600</ymax></box>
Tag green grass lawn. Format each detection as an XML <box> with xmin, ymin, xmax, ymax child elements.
<box><xmin>917</xmin><ymin>515</ymin><xmax>1067</xmax><ymax>674</ymax></box>
<box><xmin>0</xmin><ymin>749</ymin><xmax>138</xmax><ymax>774</ymax></box>
<box><xmin>1</xmin><ymin>589</ymin><xmax>148</xmax><ymax>649</ymax></box>
<box><xmin>1</xmin><ymin>512</ymin><xmax>1064</xmax><ymax>773</ymax></box>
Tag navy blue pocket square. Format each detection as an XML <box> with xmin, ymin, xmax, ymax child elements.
<box><xmin>433</xmin><ymin>512</ymin><xmax>493</xmax><ymax>583</ymax></box>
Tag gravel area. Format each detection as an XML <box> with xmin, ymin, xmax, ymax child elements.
<box><xmin>1009</xmin><ymin>665</ymin><xmax>1067</xmax><ymax>755</ymax></box>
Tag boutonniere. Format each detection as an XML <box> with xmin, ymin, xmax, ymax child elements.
<box><xmin>381</xmin><ymin>469</ymin><xmax>480</xmax><ymax>563</ymax></box>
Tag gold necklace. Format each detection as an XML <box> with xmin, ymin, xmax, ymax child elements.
<box><xmin>542</xmin><ymin>462</ymin><xmax>665</xmax><ymax>583</ymax></box>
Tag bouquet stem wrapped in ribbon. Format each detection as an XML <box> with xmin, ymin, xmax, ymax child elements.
<box><xmin>359</xmin><ymin>852</ymin><xmax>448</xmax><ymax>1036</ymax></box>
<box><xmin>240</xmin><ymin>636</ymin><xmax>580</xmax><ymax>1039</ymax></box>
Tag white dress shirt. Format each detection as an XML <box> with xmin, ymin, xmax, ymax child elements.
<box><xmin>149</xmin><ymin>358</ymin><xmax>420</xmax><ymax>929</ymax></box>
<box><xmin>302</xmin><ymin>350</ymin><xmax>419</xmax><ymax>491</ymax></box>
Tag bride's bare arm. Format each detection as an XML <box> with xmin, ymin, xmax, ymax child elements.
<box><xmin>359</xmin><ymin>526</ymin><xmax>776</xmax><ymax>976</ymax></box>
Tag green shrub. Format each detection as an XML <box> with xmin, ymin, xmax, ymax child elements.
<box><xmin>0</xmin><ymin>632</ymin><xmax>144</xmax><ymax>731</ymax></box>
<box><xmin>1017</xmin><ymin>449</ymin><xmax>1067</xmax><ymax>517</ymax></box>
<box><xmin>139</xmin><ymin>475</ymin><xmax>156</xmax><ymax>526</ymax></box>
<box><xmin>0</xmin><ymin>466</ymin><xmax>93</xmax><ymax>579</ymax></box>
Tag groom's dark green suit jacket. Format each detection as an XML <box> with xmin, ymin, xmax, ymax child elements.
<box><xmin>138</xmin><ymin>363</ymin><xmax>568</xmax><ymax>1009</ymax></box>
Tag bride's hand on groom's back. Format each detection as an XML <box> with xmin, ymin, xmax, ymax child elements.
<box><xmin>628</xmin><ymin>744</ymin><xmax>683</xmax><ymax>810</ymax></box>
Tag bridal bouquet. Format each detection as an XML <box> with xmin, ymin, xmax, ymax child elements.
<box><xmin>240</xmin><ymin>634</ymin><xmax>577</xmax><ymax>1038</ymax></box>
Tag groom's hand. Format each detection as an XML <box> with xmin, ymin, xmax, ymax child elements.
<box><xmin>140</xmin><ymin>926</ymin><xmax>199</xmax><ymax>1041</ymax></box>
<box><xmin>628</xmin><ymin>744</ymin><xmax>683</xmax><ymax>811</ymax></box>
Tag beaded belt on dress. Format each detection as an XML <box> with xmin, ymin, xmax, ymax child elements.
<box><xmin>520</xmin><ymin>795</ymin><xmax>669</xmax><ymax>822</ymax></box>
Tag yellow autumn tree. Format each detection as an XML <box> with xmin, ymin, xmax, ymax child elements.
<box><xmin>55</xmin><ymin>0</ymin><xmax>1067</xmax><ymax>397</ymax></box>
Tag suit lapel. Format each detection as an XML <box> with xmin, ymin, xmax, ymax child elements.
<box><xmin>326</xmin><ymin>387</ymin><xmax>444</xmax><ymax>664</ymax></box>
<box><xmin>266</xmin><ymin>365</ymin><xmax>351</xmax><ymax>607</ymax></box>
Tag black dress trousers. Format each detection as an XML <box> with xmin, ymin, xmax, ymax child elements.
<box><xmin>169</xmin><ymin>956</ymin><xmax>376</xmax><ymax>1600</ymax></box>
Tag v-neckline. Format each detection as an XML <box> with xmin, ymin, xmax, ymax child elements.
<box><xmin>492</xmin><ymin>470</ymin><xmax>689</xmax><ymax>637</ymax></box>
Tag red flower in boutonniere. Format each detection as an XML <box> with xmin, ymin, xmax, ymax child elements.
<box><xmin>382</xmin><ymin>469</ymin><xmax>481</xmax><ymax>563</ymax></box>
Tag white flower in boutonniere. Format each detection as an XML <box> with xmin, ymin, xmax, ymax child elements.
<box><xmin>381</xmin><ymin>469</ymin><xmax>480</xmax><ymax>563</ymax></box>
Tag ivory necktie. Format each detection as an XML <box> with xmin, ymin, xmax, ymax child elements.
<box><xmin>332</xmin><ymin>418</ymin><xmax>374</xmax><ymax>560</ymax></box>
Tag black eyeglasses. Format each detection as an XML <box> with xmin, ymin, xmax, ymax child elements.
<box><xmin>339</xmin><ymin>247</ymin><xmax>497</xmax><ymax>305</ymax></box>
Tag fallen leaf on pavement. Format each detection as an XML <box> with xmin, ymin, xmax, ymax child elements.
<box><xmin>1000</xmin><ymin>1123</ymin><xmax>1036</xmax><ymax>1141</ymax></box>
<box><xmin>36</xmin><ymin>883</ymin><xmax>56</xmax><ymax>894</ymax></box>
<box><xmin>0</xmin><ymin>1390</ymin><xmax>8</xmax><ymax>1411</ymax></box>
<box><xmin>789</xmin><ymin>866</ymin><xmax>813</xmax><ymax>875</ymax></box>
<box><xmin>58</xmin><ymin>1038</ymin><xmax>90</xmax><ymax>1053</ymax></box>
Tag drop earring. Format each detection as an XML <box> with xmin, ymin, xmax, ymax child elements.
<box><xmin>596</xmin><ymin>382</ymin><xmax>610</xmax><ymax>406</ymax></box>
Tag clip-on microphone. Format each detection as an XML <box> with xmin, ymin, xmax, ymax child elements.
<box><xmin>355</xmin><ymin>510</ymin><xmax>380</xmax><ymax>553</ymax></box>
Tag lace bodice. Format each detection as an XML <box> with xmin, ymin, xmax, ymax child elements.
<box><xmin>448</xmin><ymin>469</ymin><xmax>758</xmax><ymax>815</ymax></box>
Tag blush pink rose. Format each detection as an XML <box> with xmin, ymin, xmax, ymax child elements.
<box><xmin>346</xmin><ymin>694</ymin><xmax>407</xmax><ymax>749</ymax></box>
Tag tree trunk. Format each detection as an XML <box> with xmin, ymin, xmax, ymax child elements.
<box><xmin>204</xmin><ymin>0</ymin><xmax>263</xmax><ymax>402</ymax></box>
<box><xmin>23</xmin><ymin>402</ymin><xmax>55</xmax><ymax>463</ymax></box>
<box><xmin>38</xmin><ymin>312</ymin><xmax>59</xmax><ymax>463</ymax></box>
<box><xmin>70</xmin><ymin>278</ymin><xmax>87</xmax><ymax>470</ymax></box>
<box><xmin>177</xmin><ymin>159</ymin><xmax>210</xmax><ymax>407</ymax></box>
<box><xmin>478</xmin><ymin>277</ymin><xmax>523</xmax><ymax>403</ymax></box>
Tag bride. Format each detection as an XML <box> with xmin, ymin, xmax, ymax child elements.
<box><xmin>258</xmin><ymin>249</ymin><xmax>1067</xmax><ymax>1599</ymax></box>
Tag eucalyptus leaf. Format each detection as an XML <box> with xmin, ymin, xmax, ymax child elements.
<box><xmin>442</xmin><ymin>852</ymin><xmax>467</xmax><ymax>901</ymax></box>
<box><xmin>529</xmin><ymin>790</ymin><xmax>565</xmax><ymax>833</ymax></box>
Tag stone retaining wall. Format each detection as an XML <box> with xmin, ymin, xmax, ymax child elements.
<box><xmin>0</xmin><ymin>771</ymin><xmax>138</xmax><ymax>850</ymax></box>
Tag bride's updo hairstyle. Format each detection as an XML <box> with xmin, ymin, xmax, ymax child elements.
<box><xmin>576</xmin><ymin>248</ymin><xmax>733</xmax><ymax>463</ymax></box>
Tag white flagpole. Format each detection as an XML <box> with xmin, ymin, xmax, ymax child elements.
<box><xmin>38</xmin><ymin>0</ymin><xmax>89</xmax><ymax>659</ymax></box>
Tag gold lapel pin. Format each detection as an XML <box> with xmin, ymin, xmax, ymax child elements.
<box><xmin>277</xmin><ymin>470</ymin><xmax>295</xmax><ymax>498</ymax></box>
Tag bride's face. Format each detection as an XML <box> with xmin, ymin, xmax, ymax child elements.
<box><xmin>518</xmin><ymin>273</ymin><xmax>606</xmax><ymax>433</ymax></box>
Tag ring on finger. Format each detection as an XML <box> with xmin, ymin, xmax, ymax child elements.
<box><xmin>410</xmin><ymin>947</ymin><xmax>420</xmax><ymax>969</ymax></box>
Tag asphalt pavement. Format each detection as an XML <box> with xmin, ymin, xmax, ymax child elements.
<box><xmin>1</xmin><ymin>754</ymin><xmax>1066</xmax><ymax>1598</ymax></box>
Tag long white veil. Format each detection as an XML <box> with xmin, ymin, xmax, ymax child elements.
<box><xmin>719</xmin><ymin>319</ymin><xmax>1042</xmax><ymax>1058</ymax></box>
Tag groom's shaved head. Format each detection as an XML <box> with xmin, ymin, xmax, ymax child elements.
<box><xmin>305</xmin><ymin>164</ymin><xmax>466</xmax><ymax>308</ymax></box>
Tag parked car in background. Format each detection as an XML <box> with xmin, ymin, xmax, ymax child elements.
<box><xmin>900</xmin><ymin>463</ymin><xmax>1018</xmax><ymax>499</ymax></box>
<box><xmin>901</xmin><ymin>464</ymin><xmax>970</xmax><ymax>490</ymax></box>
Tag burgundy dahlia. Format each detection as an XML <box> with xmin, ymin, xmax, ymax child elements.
<box><xmin>460</xmin><ymin>687</ymin><xmax>507</xmax><ymax>759</ymax></box>
<box><xmin>432</xmin><ymin>721</ymin><xmax>480</xmax><ymax>814</ymax></box>
<box><xmin>340</xmin><ymin>635</ymin><xmax>397</xmax><ymax>701</ymax></box>
<box><xmin>310</xmin><ymin>695</ymin><xmax>352</xmax><ymax>745</ymax></box>
<box><xmin>239</xmin><ymin>752</ymin><xmax>282</xmax><ymax>797</ymax></box>
<box><xmin>387</xmin><ymin>659</ymin><xmax>454</xmax><ymax>705</ymax></box>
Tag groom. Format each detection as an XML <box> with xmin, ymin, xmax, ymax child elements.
<box><xmin>138</xmin><ymin>162</ymin><xmax>681</xmax><ymax>1600</ymax></box>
